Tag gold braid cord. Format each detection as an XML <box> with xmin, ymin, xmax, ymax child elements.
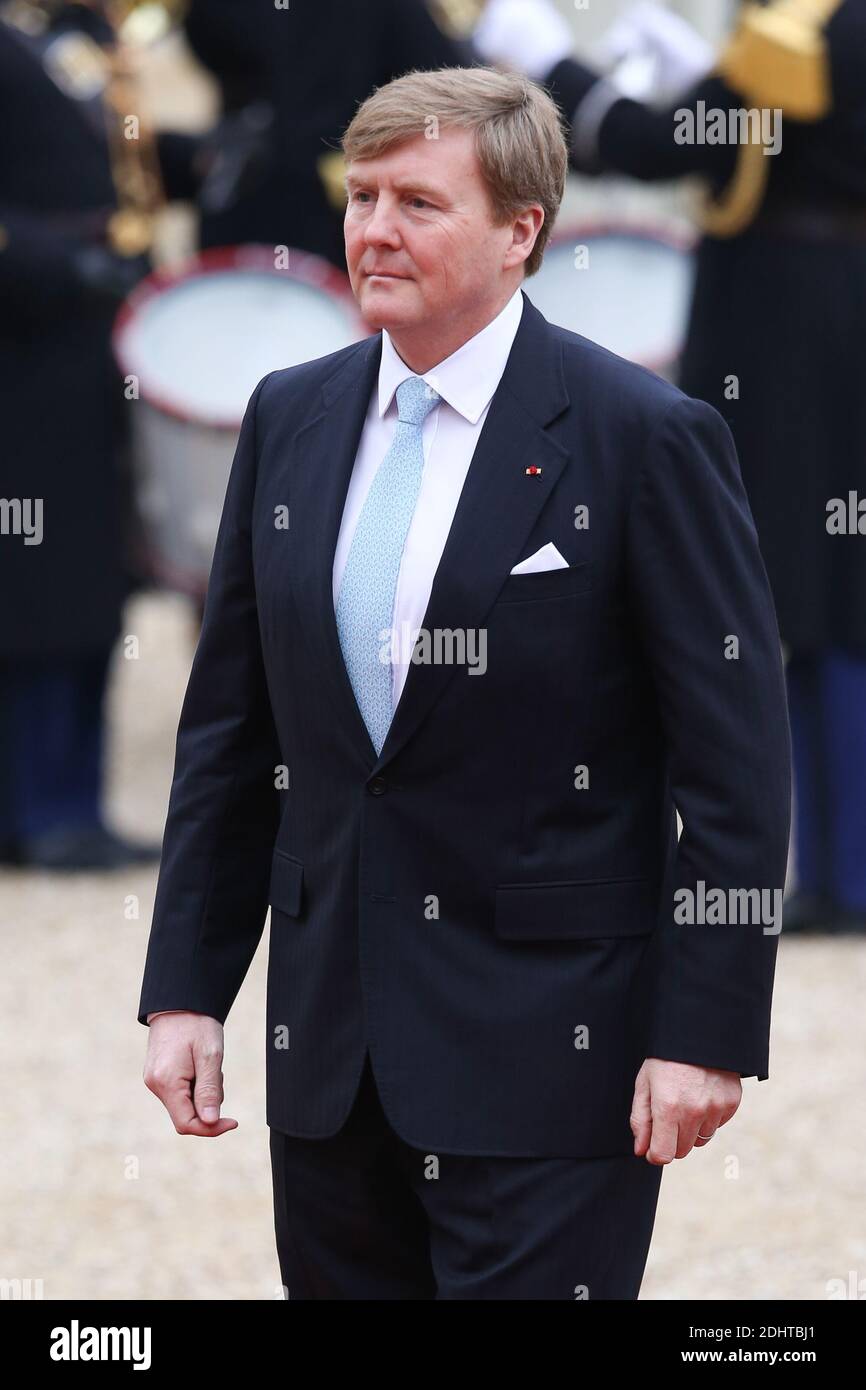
<box><xmin>103</xmin><ymin>1</ymin><xmax>189</xmax><ymax>256</ymax></box>
<box><xmin>701</xmin><ymin>0</ymin><xmax>845</xmax><ymax>237</ymax></box>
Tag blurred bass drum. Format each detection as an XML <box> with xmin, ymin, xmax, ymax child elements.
<box><xmin>113</xmin><ymin>245</ymin><xmax>368</xmax><ymax>596</ymax></box>
<box><xmin>525</xmin><ymin>222</ymin><xmax>696</xmax><ymax>377</ymax></box>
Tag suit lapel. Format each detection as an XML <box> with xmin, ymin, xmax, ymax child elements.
<box><xmin>284</xmin><ymin>291</ymin><xmax>572</xmax><ymax>773</ymax></box>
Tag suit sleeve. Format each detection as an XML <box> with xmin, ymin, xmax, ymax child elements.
<box><xmin>625</xmin><ymin>395</ymin><xmax>792</xmax><ymax>1079</ymax></box>
<box><xmin>137</xmin><ymin>373</ymin><xmax>282</xmax><ymax>1026</ymax></box>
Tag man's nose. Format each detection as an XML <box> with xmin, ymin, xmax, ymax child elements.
<box><xmin>363</xmin><ymin>195</ymin><xmax>401</xmax><ymax>247</ymax></box>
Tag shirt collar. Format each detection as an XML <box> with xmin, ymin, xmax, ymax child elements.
<box><xmin>377</xmin><ymin>286</ymin><xmax>525</xmax><ymax>425</ymax></box>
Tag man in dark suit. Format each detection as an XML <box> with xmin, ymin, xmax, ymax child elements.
<box><xmin>485</xmin><ymin>0</ymin><xmax>866</xmax><ymax>935</ymax></box>
<box><xmin>138</xmin><ymin>65</ymin><xmax>791</xmax><ymax>1300</ymax></box>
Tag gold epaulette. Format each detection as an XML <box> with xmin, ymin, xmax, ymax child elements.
<box><xmin>716</xmin><ymin>0</ymin><xmax>844</xmax><ymax>121</ymax></box>
<box><xmin>426</xmin><ymin>0</ymin><xmax>486</xmax><ymax>40</ymax></box>
<box><xmin>701</xmin><ymin>0</ymin><xmax>845</xmax><ymax>237</ymax></box>
<box><xmin>317</xmin><ymin>149</ymin><xmax>348</xmax><ymax>212</ymax></box>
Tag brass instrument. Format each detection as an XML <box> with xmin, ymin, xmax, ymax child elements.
<box><xmin>103</xmin><ymin>1</ymin><xmax>189</xmax><ymax>256</ymax></box>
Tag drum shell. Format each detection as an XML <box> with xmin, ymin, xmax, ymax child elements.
<box><xmin>526</xmin><ymin>222</ymin><xmax>695</xmax><ymax>378</ymax></box>
<box><xmin>131</xmin><ymin>401</ymin><xmax>240</xmax><ymax>597</ymax></box>
<box><xmin>113</xmin><ymin>246</ymin><xmax>367</xmax><ymax>596</ymax></box>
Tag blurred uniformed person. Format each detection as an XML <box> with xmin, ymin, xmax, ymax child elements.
<box><xmin>479</xmin><ymin>0</ymin><xmax>866</xmax><ymax>934</ymax></box>
<box><xmin>0</xmin><ymin>0</ymin><xmax>252</xmax><ymax>869</ymax></box>
<box><xmin>181</xmin><ymin>0</ymin><xmax>477</xmax><ymax>267</ymax></box>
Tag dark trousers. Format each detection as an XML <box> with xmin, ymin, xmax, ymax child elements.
<box><xmin>269</xmin><ymin>1051</ymin><xmax>663</xmax><ymax>1300</ymax></box>
<box><xmin>787</xmin><ymin>648</ymin><xmax>866</xmax><ymax>911</ymax></box>
<box><xmin>0</xmin><ymin>647</ymin><xmax>112</xmax><ymax>841</ymax></box>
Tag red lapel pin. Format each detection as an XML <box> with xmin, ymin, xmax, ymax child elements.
<box><xmin>525</xmin><ymin>465</ymin><xmax>543</xmax><ymax>476</ymax></box>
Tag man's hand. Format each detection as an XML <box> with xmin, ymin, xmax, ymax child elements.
<box><xmin>630</xmin><ymin>1058</ymin><xmax>741</xmax><ymax>1164</ymax></box>
<box><xmin>143</xmin><ymin>1011</ymin><xmax>238</xmax><ymax>1137</ymax></box>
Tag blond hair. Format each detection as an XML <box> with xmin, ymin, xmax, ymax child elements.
<box><xmin>340</xmin><ymin>66</ymin><xmax>567</xmax><ymax>278</ymax></box>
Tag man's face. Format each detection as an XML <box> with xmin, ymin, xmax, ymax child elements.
<box><xmin>344</xmin><ymin>126</ymin><xmax>529</xmax><ymax>341</ymax></box>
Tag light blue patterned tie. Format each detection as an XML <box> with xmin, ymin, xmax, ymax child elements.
<box><xmin>335</xmin><ymin>374</ymin><xmax>441</xmax><ymax>754</ymax></box>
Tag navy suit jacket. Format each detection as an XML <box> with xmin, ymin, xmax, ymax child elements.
<box><xmin>137</xmin><ymin>289</ymin><xmax>792</xmax><ymax>1157</ymax></box>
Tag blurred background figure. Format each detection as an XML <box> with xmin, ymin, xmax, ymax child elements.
<box><xmin>181</xmin><ymin>0</ymin><xmax>476</xmax><ymax>267</ymax></box>
<box><xmin>0</xmin><ymin>0</ymin><xmax>264</xmax><ymax>869</ymax></box>
<box><xmin>476</xmin><ymin>0</ymin><xmax>866</xmax><ymax>935</ymax></box>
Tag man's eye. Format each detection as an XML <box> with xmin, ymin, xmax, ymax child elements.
<box><xmin>409</xmin><ymin>197</ymin><xmax>430</xmax><ymax>209</ymax></box>
<box><xmin>351</xmin><ymin>190</ymin><xmax>371</xmax><ymax>202</ymax></box>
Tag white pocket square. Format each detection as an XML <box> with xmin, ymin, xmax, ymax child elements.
<box><xmin>509</xmin><ymin>542</ymin><xmax>570</xmax><ymax>575</ymax></box>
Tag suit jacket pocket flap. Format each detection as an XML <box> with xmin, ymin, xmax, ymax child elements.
<box><xmin>494</xmin><ymin>876</ymin><xmax>656</xmax><ymax>940</ymax></box>
<box><xmin>496</xmin><ymin>560</ymin><xmax>592</xmax><ymax>604</ymax></box>
<box><xmin>268</xmin><ymin>849</ymin><xmax>304</xmax><ymax>918</ymax></box>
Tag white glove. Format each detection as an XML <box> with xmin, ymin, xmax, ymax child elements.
<box><xmin>473</xmin><ymin>0</ymin><xmax>575</xmax><ymax>82</ymax></box>
<box><xmin>592</xmin><ymin>1</ymin><xmax>715</xmax><ymax>101</ymax></box>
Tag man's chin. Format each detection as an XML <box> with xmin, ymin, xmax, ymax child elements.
<box><xmin>357</xmin><ymin>278</ymin><xmax>418</xmax><ymax>328</ymax></box>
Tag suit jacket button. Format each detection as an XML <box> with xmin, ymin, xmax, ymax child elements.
<box><xmin>368</xmin><ymin>776</ymin><xmax>388</xmax><ymax>796</ymax></box>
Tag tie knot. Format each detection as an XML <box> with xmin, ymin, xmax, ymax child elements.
<box><xmin>396</xmin><ymin>374</ymin><xmax>440</xmax><ymax>426</ymax></box>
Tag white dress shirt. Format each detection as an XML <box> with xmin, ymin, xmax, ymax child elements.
<box><xmin>332</xmin><ymin>285</ymin><xmax>525</xmax><ymax>713</ymax></box>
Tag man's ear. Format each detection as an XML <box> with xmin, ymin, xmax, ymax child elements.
<box><xmin>506</xmin><ymin>205</ymin><xmax>544</xmax><ymax>269</ymax></box>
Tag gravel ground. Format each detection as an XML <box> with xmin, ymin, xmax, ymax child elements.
<box><xmin>2</xmin><ymin>590</ymin><xmax>864</xmax><ymax>1301</ymax></box>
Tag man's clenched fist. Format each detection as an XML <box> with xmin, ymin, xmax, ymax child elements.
<box><xmin>143</xmin><ymin>1011</ymin><xmax>237</xmax><ymax>1137</ymax></box>
<box><xmin>631</xmin><ymin>1058</ymin><xmax>742</xmax><ymax>1164</ymax></box>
